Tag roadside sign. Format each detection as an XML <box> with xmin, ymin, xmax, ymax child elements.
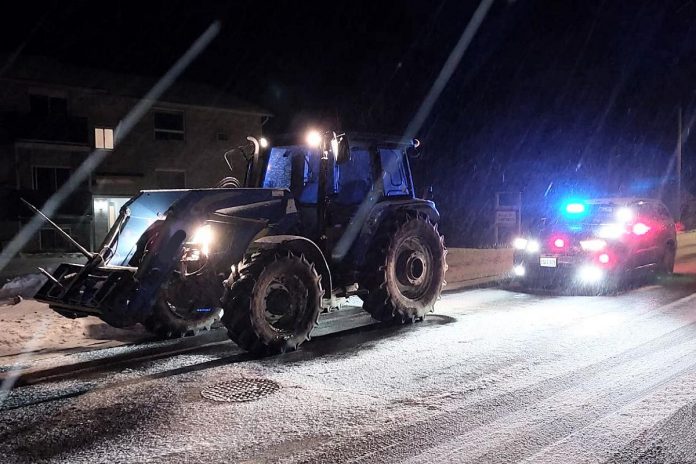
<box><xmin>495</xmin><ymin>210</ymin><xmax>517</xmax><ymax>226</ymax></box>
<box><xmin>494</xmin><ymin>191</ymin><xmax>522</xmax><ymax>245</ymax></box>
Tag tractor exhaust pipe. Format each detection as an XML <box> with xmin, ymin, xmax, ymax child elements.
<box><xmin>20</xmin><ymin>198</ymin><xmax>94</xmax><ymax>259</ymax></box>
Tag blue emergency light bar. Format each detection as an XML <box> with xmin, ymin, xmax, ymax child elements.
<box><xmin>565</xmin><ymin>203</ymin><xmax>586</xmax><ymax>214</ymax></box>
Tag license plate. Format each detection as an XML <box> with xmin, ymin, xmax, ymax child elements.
<box><xmin>539</xmin><ymin>257</ymin><xmax>557</xmax><ymax>268</ymax></box>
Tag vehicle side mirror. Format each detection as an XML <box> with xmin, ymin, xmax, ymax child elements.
<box><xmin>335</xmin><ymin>135</ymin><xmax>351</xmax><ymax>164</ymax></box>
<box><xmin>406</xmin><ymin>138</ymin><xmax>421</xmax><ymax>159</ymax></box>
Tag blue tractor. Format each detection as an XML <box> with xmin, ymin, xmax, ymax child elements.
<box><xmin>34</xmin><ymin>131</ymin><xmax>447</xmax><ymax>354</ymax></box>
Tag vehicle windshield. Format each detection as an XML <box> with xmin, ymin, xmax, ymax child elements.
<box><xmin>553</xmin><ymin>203</ymin><xmax>626</xmax><ymax>226</ymax></box>
<box><xmin>105</xmin><ymin>190</ymin><xmax>187</xmax><ymax>266</ymax></box>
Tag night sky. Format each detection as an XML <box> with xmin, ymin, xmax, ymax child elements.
<box><xmin>3</xmin><ymin>0</ymin><xmax>696</xmax><ymax>244</ymax></box>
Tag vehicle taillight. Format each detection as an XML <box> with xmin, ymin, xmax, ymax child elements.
<box><xmin>553</xmin><ymin>238</ymin><xmax>565</xmax><ymax>248</ymax></box>
<box><xmin>632</xmin><ymin>222</ymin><xmax>650</xmax><ymax>236</ymax></box>
<box><xmin>598</xmin><ymin>253</ymin><xmax>610</xmax><ymax>264</ymax></box>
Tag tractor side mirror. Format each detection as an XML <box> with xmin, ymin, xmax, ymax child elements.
<box><xmin>334</xmin><ymin>134</ymin><xmax>351</xmax><ymax>164</ymax></box>
<box><xmin>405</xmin><ymin>138</ymin><xmax>421</xmax><ymax>159</ymax></box>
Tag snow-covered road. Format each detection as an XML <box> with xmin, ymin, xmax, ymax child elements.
<box><xmin>2</xmin><ymin>261</ymin><xmax>696</xmax><ymax>462</ymax></box>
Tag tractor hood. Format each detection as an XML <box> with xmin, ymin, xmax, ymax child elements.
<box><xmin>104</xmin><ymin>188</ymin><xmax>297</xmax><ymax>267</ymax></box>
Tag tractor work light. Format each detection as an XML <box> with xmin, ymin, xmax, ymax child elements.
<box><xmin>306</xmin><ymin>129</ymin><xmax>322</xmax><ymax>148</ymax></box>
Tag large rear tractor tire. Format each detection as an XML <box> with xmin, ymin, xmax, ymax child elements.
<box><xmin>142</xmin><ymin>273</ymin><xmax>223</xmax><ymax>338</ymax></box>
<box><xmin>361</xmin><ymin>214</ymin><xmax>447</xmax><ymax>322</ymax></box>
<box><xmin>221</xmin><ymin>251</ymin><xmax>323</xmax><ymax>355</ymax></box>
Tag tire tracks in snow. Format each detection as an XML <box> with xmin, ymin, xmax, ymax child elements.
<box><xmin>298</xmin><ymin>293</ymin><xmax>696</xmax><ymax>463</ymax></box>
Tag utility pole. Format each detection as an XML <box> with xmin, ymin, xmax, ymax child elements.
<box><xmin>677</xmin><ymin>106</ymin><xmax>682</xmax><ymax>221</ymax></box>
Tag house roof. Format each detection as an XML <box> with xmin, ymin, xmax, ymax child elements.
<box><xmin>0</xmin><ymin>54</ymin><xmax>272</xmax><ymax>117</ymax></box>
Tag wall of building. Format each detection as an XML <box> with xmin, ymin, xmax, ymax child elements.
<box><xmin>0</xmin><ymin>75</ymin><xmax>267</xmax><ymax>252</ymax></box>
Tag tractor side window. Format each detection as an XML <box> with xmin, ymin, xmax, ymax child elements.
<box><xmin>335</xmin><ymin>147</ymin><xmax>372</xmax><ymax>205</ymax></box>
<box><xmin>379</xmin><ymin>148</ymin><xmax>410</xmax><ymax>197</ymax></box>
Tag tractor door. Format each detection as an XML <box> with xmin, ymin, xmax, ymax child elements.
<box><xmin>323</xmin><ymin>146</ymin><xmax>376</xmax><ymax>256</ymax></box>
<box><xmin>261</xmin><ymin>146</ymin><xmax>323</xmax><ymax>240</ymax></box>
<box><xmin>325</xmin><ymin>145</ymin><xmax>415</xmax><ymax>254</ymax></box>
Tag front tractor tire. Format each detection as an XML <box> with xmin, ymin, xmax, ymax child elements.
<box><xmin>143</xmin><ymin>273</ymin><xmax>223</xmax><ymax>338</ymax></box>
<box><xmin>362</xmin><ymin>214</ymin><xmax>447</xmax><ymax>322</ymax></box>
<box><xmin>222</xmin><ymin>251</ymin><xmax>323</xmax><ymax>355</ymax></box>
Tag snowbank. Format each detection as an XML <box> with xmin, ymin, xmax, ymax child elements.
<box><xmin>0</xmin><ymin>299</ymin><xmax>149</xmax><ymax>358</ymax></box>
<box><xmin>0</xmin><ymin>273</ymin><xmax>48</xmax><ymax>301</ymax></box>
<box><xmin>0</xmin><ymin>252</ymin><xmax>85</xmax><ymax>301</ymax></box>
<box><xmin>445</xmin><ymin>247</ymin><xmax>513</xmax><ymax>290</ymax></box>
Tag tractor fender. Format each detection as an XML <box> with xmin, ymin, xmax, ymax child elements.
<box><xmin>345</xmin><ymin>199</ymin><xmax>440</xmax><ymax>267</ymax></box>
<box><xmin>249</xmin><ymin>235</ymin><xmax>332</xmax><ymax>293</ymax></box>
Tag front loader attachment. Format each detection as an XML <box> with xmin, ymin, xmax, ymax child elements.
<box><xmin>34</xmin><ymin>188</ymin><xmax>299</xmax><ymax>328</ymax></box>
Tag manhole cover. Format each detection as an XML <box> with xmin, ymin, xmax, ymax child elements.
<box><xmin>201</xmin><ymin>378</ymin><xmax>280</xmax><ymax>403</ymax></box>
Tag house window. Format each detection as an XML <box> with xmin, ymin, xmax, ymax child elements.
<box><xmin>33</xmin><ymin>166</ymin><xmax>71</xmax><ymax>193</ymax></box>
<box><xmin>40</xmin><ymin>227</ymin><xmax>71</xmax><ymax>251</ymax></box>
<box><xmin>154</xmin><ymin>111</ymin><xmax>185</xmax><ymax>140</ymax></box>
<box><xmin>94</xmin><ymin>127</ymin><xmax>114</xmax><ymax>150</ymax></box>
<box><xmin>29</xmin><ymin>94</ymin><xmax>68</xmax><ymax>117</ymax></box>
<box><xmin>155</xmin><ymin>170</ymin><xmax>186</xmax><ymax>189</ymax></box>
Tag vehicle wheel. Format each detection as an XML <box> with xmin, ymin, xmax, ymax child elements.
<box><xmin>658</xmin><ymin>243</ymin><xmax>676</xmax><ymax>275</ymax></box>
<box><xmin>221</xmin><ymin>251</ymin><xmax>323</xmax><ymax>355</ymax></box>
<box><xmin>143</xmin><ymin>272</ymin><xmax>223</xmax><ymax>338</ymax></box>
<box><xmin>361</xmin><ymin>214</ymin><xmax>447</xmax><ymax>322</ymax></box>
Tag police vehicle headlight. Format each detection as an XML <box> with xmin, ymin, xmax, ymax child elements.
<box><xmin>513</xmin><ymin>237</ymin><xmax>540</xmax><ymax>253</ymax></box>
<box><xmin>513</xmin><ymin>237</ymin><xmax>528</xmax><ymax>250</ymax></box>
<box><xmin>577</xmin><ymin>265</ymin><xmax>604</xmax><ymax>283</ymax></box>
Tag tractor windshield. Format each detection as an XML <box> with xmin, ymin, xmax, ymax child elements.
<box><xmin>105</xmin><ymin>190</ymin><xmax>187</xmax><ymax>266</ymax></box>
<box><xmin>262</xmin><ymin>146</ymin><xmax>321</xmax><ymax>203</ymax></box>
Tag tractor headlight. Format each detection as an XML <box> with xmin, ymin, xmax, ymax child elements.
<box><xmin>191</xmin><ymin>224</ymin><xmax>214</xmax><ymax>256</ymax></box>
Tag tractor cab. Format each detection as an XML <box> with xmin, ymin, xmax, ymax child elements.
<box><xmin>250</xmin><ymin>131</ymin><xmax>418</xmax><ymax>253</ymax></box>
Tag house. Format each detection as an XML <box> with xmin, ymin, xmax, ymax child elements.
<box><xmin>0</xmin><ymin>55</ymin><xmax>271</xmax><ymax>252</ymax></box>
